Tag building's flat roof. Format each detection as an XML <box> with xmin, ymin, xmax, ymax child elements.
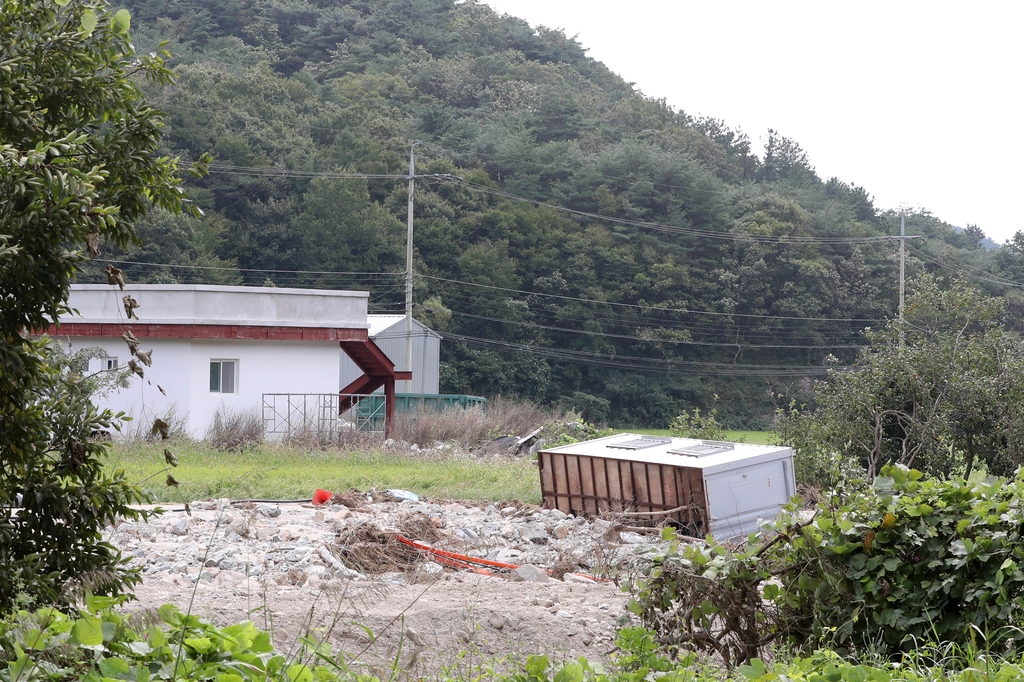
<box><xmin>367</xmin><ymin>314</ymin><xmax>442</xmax><ymax>339</ymax></box>
<box><xmin>66</xmin><ymin>284</ymin><xmax>369</xmax><ymax>329</ymax></box>
<box><xmin>542</xmin><ymin>433</ymin><xmax>791</xmax><ymax>471</ymax></box>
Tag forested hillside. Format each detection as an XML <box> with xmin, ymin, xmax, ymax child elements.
<box><xmin>82</xmin><ymin>0</ymin><xmax>1024</xmax><ymax>428</ymax></box>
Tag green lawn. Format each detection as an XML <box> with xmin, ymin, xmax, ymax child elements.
<box><xmin>106</xmin><ymin>441</ymin><xmax>543</xmax><ymax>504</ymax></box>
<box><xmin>629</xmin><ymin>429</ymin><xmax>776</xmax><ymax>445</ymax></box>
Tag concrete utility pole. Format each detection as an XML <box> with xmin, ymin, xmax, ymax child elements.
<box><xmin>404</xmin><ymin>142</ymin><xmax>420</xmax><ymax>393</ymax></box>
<box><xmin>899</xmin><ymin>208</ymin><xmax>906</xmax><ymax>328</ymax></box>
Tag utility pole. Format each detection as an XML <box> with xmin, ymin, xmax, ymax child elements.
<box><xmin>404</xmin><ymin>142</ymin><xmax>420</xmax><ymax>393</ymax></box>
<box><xmin>899</xmin><ymin>208</ymin><xmax>905</xmax><ymax>331</ymax></box>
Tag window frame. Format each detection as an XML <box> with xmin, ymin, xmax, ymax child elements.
<box><xmin>209</xmin><ymin>359</ymin><xmax>238</xmax><ymax>394</ymax></box>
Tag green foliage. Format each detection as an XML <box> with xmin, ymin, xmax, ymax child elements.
<box><xmin>0</xmin><ymin>599</ymin><xmax>360</xmax><ymax>681</ymax></box>
<box><xmin>73</xmin><ymin>0</ymin><xmax>1013</xmax><ymax>430</ymax></box>
<box><xmin>669</xmin><ymin>399</ymin><xmax>727</xmax><ymax>440</ymax></box>
<box><xmin>778</xmin><ymin>277</ymin><xmax>1024</xmax><ymax>484</ymax></box>
<box><xmin>632</xmin><ymin>465</ymin><xmax>1024</xmax><ymax>664</ymax></box>
<box><xmin>0</xmin><ymin>0</ymin><xmax>200</xmax><ymax>613</ymax></box>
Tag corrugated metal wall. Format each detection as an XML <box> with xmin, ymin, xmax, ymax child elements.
<box><xmin>339</xmin><ymin>317</ymin><xmax>440</xmax><ymax>394</ymax></box>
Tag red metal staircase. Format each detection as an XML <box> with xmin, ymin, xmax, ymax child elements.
<box><xmin>339</xmin><ymin>338</ymin><xmax>412</xmax><ymax>438</ymax></box>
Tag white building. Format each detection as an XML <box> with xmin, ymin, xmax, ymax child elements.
<box><xmin>52</xmin><ymin>284</ymin><xmax>410</xmax><ymax>438</ymax></box>
<box><xmin>339</xmin><ymin>315</ymin><xmax>441</xmax><ymax>395</ymax></box>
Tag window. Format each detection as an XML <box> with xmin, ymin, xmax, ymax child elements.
<box><xmin>210</xmin><ymin>360</ymin><xmax>237</xmax><ymax>394</ymax></box>
<box><xmin>105</xmin><ymin>357</ymin><xmax>118</xmax><ymax>370</ymax></box>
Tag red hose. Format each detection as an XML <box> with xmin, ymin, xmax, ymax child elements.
<box><xmin>394</xmin><ymin>535</ymin><xmax>610</xmax><ymax>582</ymax></box>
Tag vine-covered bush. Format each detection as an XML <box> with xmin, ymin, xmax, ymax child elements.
<box><xmin>632</xmin><ymin>465</ymin><xmax>1024</xmax><ymax>663</ymax></box>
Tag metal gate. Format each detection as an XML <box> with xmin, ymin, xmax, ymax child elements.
<box><xmin>262</xmin><ymin>393</ymin><xmax>386</xmax><ymax>438</ymax></box>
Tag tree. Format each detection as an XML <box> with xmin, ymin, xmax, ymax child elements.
<box><xmin>0</xmin><ymin>0</ymin><xmax>201</xmax><ymax>612</ymax></box>
<box><xmin>779</xmin><ymin>277</ymin><xmax>1024</xmax><ymax>485</ymax></box>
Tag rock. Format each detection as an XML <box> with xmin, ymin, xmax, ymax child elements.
<box><xmin>556</xmin><ymin>610</ymin><xmax>573</xmax><ymax>619</ymax></box>
<box><xmin>490</xmin><ymin>548</ymin><xmax>522</xmax><ymax>564</ymax></box>
<box><xmin>227</xmin><ymin>518</ymin><xmax>251</xmax><ymax>538</ymax></box>
<box><xmin>551</xmin><ymin>524</ymin><xmax>570</xmax><ymax>540</ymax></box>
<box><xmin>548</xmin><ymin>509</ymin><xmax>567</xmax><ymax>521</ymax></box>
<box><xmin>313</xmin><ymin>511</ymin><xmax>325</xmax><ymax>523</ymax></box>
<box><xmin>256</xmin><ymin>503</ymin><xmax>280</xmax><ymax>518</ymax></box>
<box><xmin>519</xmin><ymin>522</ymin><xmax>549</xmax><ymax>545</ymax></box>
<box><xmin>285</xmin><ymin>547</ymin><xmax>313</xmax><ymax>562</ymax></box>
<box><xmin>510</xmin><ymin>564</ymin><xmax>549</xmax><ymax>583</ymax></box>
<box><xmin>619</xmin><ymin>531</ymin><xmax>646</xmax><ymax>544</ymax></box>
<box><xmin>416</xmin><ymin>562</ymin><xmax>444</xmax><ymax>580</ymax></box>
<box><xmin>406</xmin><ymin>628</ymin><xmax>424</xmax><ymax>646</ymax></box>
<box><xmin>500</xmin><ymin>506</ymin><xmax>517</xmax><ymax>517</ymax></box>
<box><xmin>564</xmin><ymin>573</ymin><xmax>597</xmax><ymax>584</ymax></box>
<box><xmin>169</xmin><ymin>518</ymin><xmax>190</xmax><ymax>536</ymax></box>
<box><xmin>488</xmin><ymin>615</ymin><xmax>504</xmax><ymax>630</ymax></box>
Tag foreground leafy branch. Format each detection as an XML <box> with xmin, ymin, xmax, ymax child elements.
<box><xmin>0</xmin><ymin>0</ymin><xmax>202</xmax><ymax>612</ymax></box>
<box><xmin>632</xmin><ymin>465</ymin><xmax>1024</xmax><ymax>664</ymax></box>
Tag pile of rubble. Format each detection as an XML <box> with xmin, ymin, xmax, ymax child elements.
<box><xmin>108</xmin><ymin>493</ymin><xmax>665</xmax><ymax>587</ymax></box>
<box><xmin>108</xmin><ymin>493</ymin><xmax>668</xmax><ymax>666</ymax></box>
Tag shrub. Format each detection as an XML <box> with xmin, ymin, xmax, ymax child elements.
<box><xmin>631</xmin><ymin>465</ymin><xmax>1024</xmax><ymax>664</ymax></box>
<box><xmin>206</xmin><ymin>407</ymin><xmax>265</xmax><ymax>451</ymax></box>
<box><xmin>669</xmin><ymin>400</ymin><xmax>727</xmax><ymax>441</ymax></box>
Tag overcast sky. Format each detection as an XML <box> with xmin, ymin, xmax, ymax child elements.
<box><xmin>482</xmin><ymin>0</ymin><xmax>1023</xmax><ymax>244</ymax></box>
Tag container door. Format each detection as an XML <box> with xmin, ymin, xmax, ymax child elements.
<box><xmin>704</xmin><ymin>458</ymin><xmax>792</xmax><ymax>540</ymax></box>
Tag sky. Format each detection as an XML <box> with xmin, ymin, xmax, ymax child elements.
<box><xmin>482</xmin><ymin>0</ymin><xmax>1023</xmax><ymax>244</ymax></box>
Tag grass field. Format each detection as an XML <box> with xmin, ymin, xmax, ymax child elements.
<box><xmin>106</xmin><ymin>426</ymin><xmax>778</xmax><ymax>505</ymax></box>
<box><xmin>107</xmin><ymin>441</ymin><xmax>542</xmax><ymax>504</ymax></box>
<box><xmin>630</xmin><ymin>429</ymin><xmax>776</xmax><ymax>444</ymax></box>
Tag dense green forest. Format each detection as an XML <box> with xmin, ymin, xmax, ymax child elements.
<box><xmin>80</xmin><ymin>0</ymin><xmax>1024</xmax><ymax>428</ymax></box>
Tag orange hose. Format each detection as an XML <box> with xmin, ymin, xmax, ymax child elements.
<box><xmin>394</xmin><ymin>535</ymin><xmax>610</xmax><ymax>582</ymax></box>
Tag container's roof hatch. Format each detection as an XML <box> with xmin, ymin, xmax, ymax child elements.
<box><xmin>606</xmin><ymin>436</ymin><xmax>672</xmax><ymax>451</ymax></box>
<box><xmin>669</xmin><ymin>441</ymin><xmax>736</xmax><ymax>457</ymax></box>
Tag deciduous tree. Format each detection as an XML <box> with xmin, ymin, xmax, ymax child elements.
<box><xmin>0</xmin><ymin>0</ymin><xmax>202</xmax><ymax>611</ymax></box>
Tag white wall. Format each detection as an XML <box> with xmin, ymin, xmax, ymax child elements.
<box><xmin>63</xmin><ymin>336</ymin><xmax>341</xmax><ymax>438</ymax></box>
<box><xmin>64</xmin><ymin>337</ymin><xmax>193</xmax><ymax>438</ymax></box>
<box><xmin>188</xmin><ymin>339</ymin><xmax>340</xmax><ymax>438</ymax></box>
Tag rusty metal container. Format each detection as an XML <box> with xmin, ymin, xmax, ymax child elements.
<box><xmin>537</xmin><ymin>434</ymin><xmax>796</xmax><ymax>540</ymax></box>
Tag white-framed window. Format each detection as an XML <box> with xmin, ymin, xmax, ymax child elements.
<box><xmin>209</xmin><ymin>359</ymin><xmax>237</xmax><ymax>394</ymax></box>
<box><xmin>105</xmin><ymin>357</ymin><xmax>118</xmax><ymax>370</ymax></box>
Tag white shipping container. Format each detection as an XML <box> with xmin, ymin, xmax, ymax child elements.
<box><xmin>537</xmin><ymin>433</ymin><xmax>797</xmax><ymax>541</ymax></box>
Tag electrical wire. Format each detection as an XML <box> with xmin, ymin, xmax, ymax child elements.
<box><xmin>418</xmin><ymin>274</ymin><xmax>889</xmax><ymax>323</ymax></box>
<box><xmin>441</xmin><ymin>331</ymin><xmax>837</xmax><ymax>376</ymax></box>
<box><xmin>905</xmin><ymin>244</ymin><xmax>1024</xmax><ymax>289</ymax></box>
<box><xmin>419</xmin><ymin>140</ymin><xmax>874</xmax><ymax>212</ymax></box>
<box><xmin>433</xmin><ymin>288</ymin><xmax>873</xmax><ymax>341</ymax></box>
<box><xmin>444</xmin><ymin>309</ymin><xmax>866</xmax><ymax>350</ymax></box>
<box><xmin>451</xmin><ymin>177</ymin><xmax>895</xmax><ymax>245</ymax></box>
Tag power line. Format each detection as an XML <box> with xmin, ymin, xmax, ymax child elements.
<box><xmin>419</xmin><ymin>140</ymin><xmax>873</xmax><ymax>212</ymax></box>
<box><xmin>442</xmin><ymin>331</ymin><xmax>836</xmax><ymax>377</ymax></box>
<box><xmin>446</xmin><ymin>309</ymin><xmax>865</xmax><ymax>350</ymax></box>
<box><xmin>155</xmin><ymin>104</ymin><xmax>872</xmax><ymax>214</ymax></box>
<box><xmin>453</xmin><ymin>178</ymin><xmax>894</xmax><ymax>245</ymax></box>
<box><xmin>905</xmin><ymin>244</ymin><xmax>1024</xmax><ymax>289</ymax></box>
<box><xmin>436</xmin><ymin>291</ymin><xmax>871</xmax><ymax>347</ymax></box>
<box><xmin>418</xmin><ymin>274</ymin><xmax>889</xmax><ymax>323</ymax></box>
